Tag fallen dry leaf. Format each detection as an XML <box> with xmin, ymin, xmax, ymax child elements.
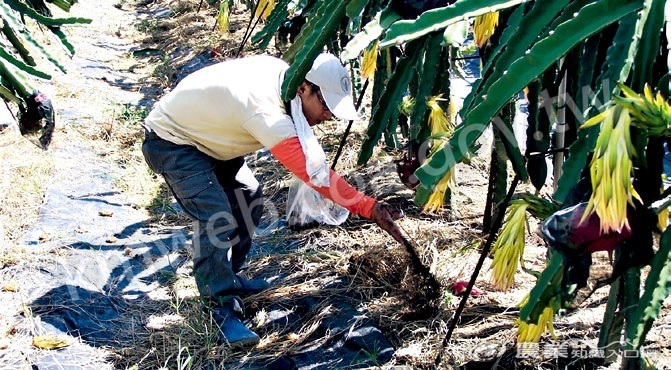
<box><xmin>32</xmin><ymin>334</ymin><xmax>71</xmax><ymax>349</ymax></box>
<box><xmin>1</xmin><ymin>283</ymin><xmax>19</xmax><ymax>292</ymax></box>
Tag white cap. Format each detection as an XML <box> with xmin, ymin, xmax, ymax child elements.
<box><xmin>305</xmin><ymin>53</ymin><xmax>359</xmax><ymax>121</ymax></box>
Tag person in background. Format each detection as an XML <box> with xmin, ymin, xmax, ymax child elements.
<box><xmin>141</xmin><ymin>53</ymin><xmax>405</xmax><ymax>348</ymax></box>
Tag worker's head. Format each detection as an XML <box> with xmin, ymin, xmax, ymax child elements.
<box><xmin>297</xmin><ymin>53</ymin><xmax>359</xmax><ymax>126</ymax></box>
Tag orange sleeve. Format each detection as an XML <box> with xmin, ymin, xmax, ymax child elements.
<box><xmin>269</xmin><ymin>137</ymin><xmax>377</xmax><ymax>219</ymax></box>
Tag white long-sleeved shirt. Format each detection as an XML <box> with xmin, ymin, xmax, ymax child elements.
<box><xmin>144</xmin><ymin>55</ymin><xmax>295</xmax><ymax>161</ymax></box>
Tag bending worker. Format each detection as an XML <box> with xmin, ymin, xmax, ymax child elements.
<box><xmin>141</xmin><ymin>53</ymin><xmax>404</xmax><ymax>348</ymax></box>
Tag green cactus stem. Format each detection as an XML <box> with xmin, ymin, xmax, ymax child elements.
<box><xmin>415</xmin><ymin>0</ymin><xmax>642</xmax><ymax>189</ymax></box>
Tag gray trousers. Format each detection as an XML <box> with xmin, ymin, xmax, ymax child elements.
<box><xmin>142</xmin><ymin>130</ymin><xmax>264</xmax><ymax>308</ymax></box>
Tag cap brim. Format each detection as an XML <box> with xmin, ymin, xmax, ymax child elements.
<box><xmin>322</xmin><ymin>90</ymin><xmax>359</xmax><ymax>121</ymax></box>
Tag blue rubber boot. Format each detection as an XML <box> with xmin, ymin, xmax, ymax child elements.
<box><xmin>210</xmin><ymin>304</ymin><xmax>260</xmax><ymax>348</ymax></box>
<box><xmin>237</xmin><ymin>275</ymin><xmax>269</xmax><ymax>296</ymax></box>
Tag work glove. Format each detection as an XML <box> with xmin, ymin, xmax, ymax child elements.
<box><xmin>370</xmin><ymin>201</ymin><xmax>404</xmax><ymax>243</ymax></box>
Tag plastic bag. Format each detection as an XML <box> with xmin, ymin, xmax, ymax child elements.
<box><xmin>286</xmin><ymin>177</ymin><xmax>349</xmax><ymax>228</ymax></box>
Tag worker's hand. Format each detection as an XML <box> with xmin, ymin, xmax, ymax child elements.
<box><xmin>370</xmin><ymin>201</ymin><xmax>405</xmax><ymax>244</ymax></box>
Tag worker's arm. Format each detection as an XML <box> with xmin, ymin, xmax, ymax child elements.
<box><xmin>270</xmin><ymin>136</ymin><xmax>404</xmax><ymax>242</ymax></box>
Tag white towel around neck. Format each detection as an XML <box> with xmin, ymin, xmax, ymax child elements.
<box><xmin>291</xmin><ymin>96</ymin><xmax>330</xmax><ymax>187</ymax></box>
